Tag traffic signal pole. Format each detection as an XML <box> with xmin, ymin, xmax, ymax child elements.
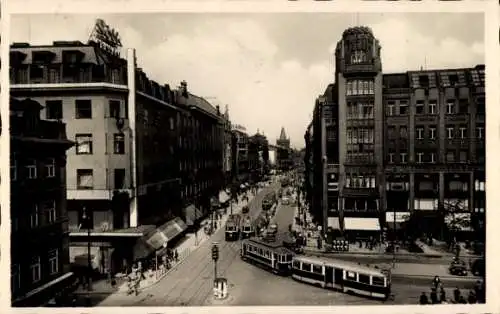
<box><xmin>212</xmin><ymin>242</ymin><xmax>219</xmax><ymax>281</ymax></box>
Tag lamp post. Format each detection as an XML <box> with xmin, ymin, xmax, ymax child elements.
<box><xmin>81</xmin><ymin>207</ymin><xmax>92</xmax><ymax>292</ymax></box>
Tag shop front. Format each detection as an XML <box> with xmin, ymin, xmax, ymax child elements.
<box><xmin>343</xmin><ymin>217</ymin><xmax>381</xmax><ymax>241</ymax></box>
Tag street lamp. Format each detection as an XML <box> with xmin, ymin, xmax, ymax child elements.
<box><xmin>81</xmin><ymin>207</ymin><xmax>92</xmax><ymax>292</ymax></box>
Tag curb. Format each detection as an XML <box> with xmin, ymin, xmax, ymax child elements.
<box><xmin>391</xmin><ymin>273</ymin><xmax>479</xmax><ymax>282</ymax></box>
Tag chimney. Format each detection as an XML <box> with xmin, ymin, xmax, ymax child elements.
<box><xmin>180</xmin><ymin>80</ymin><xmax>188</xmax><ymax>97</ymax></box>
<box><xmin>216</xmin><ymin>105</ymin><xmax>220</xmax><ymax>115</ymax></box>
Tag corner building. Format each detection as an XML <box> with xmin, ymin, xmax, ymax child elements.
<box><xmin>10</xmin><ymin>41</ymin><xmax>225</xmax><ymax>275</ymax></box>
<box><xmin>306</xmin><ymin>27</ymin><xmax>485</xmax><ymax>241</ymax></box>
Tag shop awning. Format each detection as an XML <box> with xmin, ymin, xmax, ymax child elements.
<box><xmin>12</xmin><ymin>272</ymin><xmax>76</xmax><ymax>307</ymax></box>
<box><xmin>160</xmin><ymin>217</ymin><xmax>188</xmax><ymax>241</ymax></box>
<box><xmin>344</xmin><ymin>218</ymin><xmax>381</xmax><ymax>231</ymax></box>
<box><xmin>386</xmin><ymin>212</ymin><xmax>411</xmax><ymax>230</ymax></box>
<box><xmin>219</xmin><ymin>190</ymin><xmax>230</xmax><ymax>203</ymax></box>
<box><xmin>328</xmin><ymin>217</ymin><xmax>341</xmax><ymax>230</ymax></box>
<box><xmin>184</xmin><ymin>204</ymin><xmax>203</xmax><ymax>226</ymax></box>
<box><xmin>70</xmin><ymin>246</ymin><xmax>101</xmax><ymax>269</ymax></box>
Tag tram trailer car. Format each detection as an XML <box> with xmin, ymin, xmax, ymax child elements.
<box><xmin>240</xmin><ymin>215</ymin><xmax>255</xmax><ymax>239</ymax></box>
<box><xmin>225</xmin><ymin>214</ymin><xmax>242</xmax><ymax>241</ymax></box>
<box><xmin>240</xmin><ymin>237</ymin><xmax>294</xmax><ymax>275</ymax></box>
<box><xmin>291</xmin><ymin>255</ymin><xmax>391</xmax><ymax>300</ymax></box>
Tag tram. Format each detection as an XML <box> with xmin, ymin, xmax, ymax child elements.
<box><xmin>240</xmin><ymin>236</ymin><xmax>294</xmax><ymax>275</ymax></box>
<box><xmin>240</xmin><ymin>214</ymin><xmax>255</xmax><ymax>239</ymax></box>
<box><xmin>262</xmin><ymin>192</ymin><xmax>277</xmax><ymax>211</ymax></box>
<box><xmin>225</xmin><ymin>214</ymin><xmax>241</xmax><ymax>241</ymax></box>
<box><xmin>291</xmin><ymin>255</ymin><xmax>391</xmax><ymax>300</ymax></box>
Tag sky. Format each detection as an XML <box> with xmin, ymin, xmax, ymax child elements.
<box><xmin>11</xmin><ymin>13</ymin><xmax>484</xmax><ymax>148</ymax></box>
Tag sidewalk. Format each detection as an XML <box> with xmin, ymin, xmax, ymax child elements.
<box><xmin>83</xmin><ymin>193</ymin><xmax>256</xmax><ymax>296</ymax></box>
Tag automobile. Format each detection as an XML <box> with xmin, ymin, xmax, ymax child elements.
<box><xmin>449</xmin><ymin>260</ymin><xmax>468</xmax><ymax>276</ymax></box>
<box><xmin>281</xmin><ymin>197</ymin><xmax>290</xmax><ymax>205</ymax></box>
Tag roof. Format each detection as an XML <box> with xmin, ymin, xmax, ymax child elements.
<box><xmin>10</xmin><ymin>41</ymin><xmax>124</xmax><ymax>65</ymax></box>
<box><xmin>295</xmin><ymin>255</ymin><xmax>387</xmax><ymax>277</ymax></box>
<box><xmin>175</xmin><ymin>90</ymin><xmax>221</xmax><ymax>119</ymax></box>
<box><xmin>279</xmin><ymin>127</ymin><xmax>287</xmax><ymax>140</ymax></box>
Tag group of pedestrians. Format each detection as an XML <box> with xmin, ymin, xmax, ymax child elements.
<box><xmin>419</xmin><ymin>276</ymin><xmax>485</xmax><ymax>304</ymax></box>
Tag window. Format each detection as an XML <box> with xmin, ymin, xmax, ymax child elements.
<box><xmin>12</xmin><ymin>264</ymin><xmax>21</xmax><ymax>293</ymax></box>
<box><xmin>30</xmin><ymin>256</ymin><xmax>41</xmax><ymax>283</ymax></box>
<box><xmin>446</xmin><ymin>100</ymin><xmax>455</xmax><ymax>114</ymax></box>
<box><xmin>447</xmin><ymin>127</ymin><xmax>454</xmax><ymax>139</ymax></box>
<box><xmin>430</xmin><ymin>153</ymin><xmax>436</xmax><ymax>163</ymax></box>
<box><xmin>46</xmin><ymin>200</ymin><xmax>56</xmax><ymax>223</ymax></box>
<box><xmin>459</xmin><ymin>151</ymin><xmax>468</xmax><ymax>163</ymax></box>
<box><xmin>75</xmin><ymin>99</ymin><xmax>92</xmax><ymax>119</ymax></box>
<box><xmin>458</xmin><ymin>99</ymin><xmax>468</xmax><ymax>114</ymax></box>
<box><xmin>45</xmin><ymin>158</ymin><xmax>55</xmax><ymax>178</ymax></box>
<box><xmin>459</xmin><ymin>127</ymin><xmax>467</xmax><ymax>139</ymax></box>
<box><xmin>11</xmin><ymin>157</ymin><xmax>17</xmax><ymax>181</ymax></box>
<box><xmin>417</xmin><ymin>152</ymin><xmax>424</xmax><ymax>163</ymax></box>
<box><xmin>416</xmin><ymin>101</ymin><xmax>424</xmax><ymax>114</ymax></box>
<box><xmin>48</xmin><ymin>249</ymin><xmax>59</xmax><ymax>275</ymax></box>
<box><xmin>429</xmin><ymin>127</ymin><xmax>436</xmax><ymax>140</ymax></box>
<box><xmin>476</xmin><ymin>126</ymin><xmax>484</xmax><ymax>139</ymax></box>
<box><xmin>476</xmin><ymin>97</ymin><xmax>485</xmax><ymax>114</ymax></box>
<box><xmin>75</xmin><ymin>134</ymin><xmax>93</xmax><ymax>154</ymax></box>
<box><xmin>387</xmin><ymin>101</ymin><xmax>395</xmax><ymax>116</ymax></box>
<box><xmin>399</xmin><ymin>101</ymin><xmax>408</xmax><ymax>115</ymax></box>
<box><xmin>446</xmin><ymin>151</ymin><xmax>455</xmax><ymax>162</ymax></box>
<box><xmin>399</xmin><ymin>126</ymin><xmax>407</xmax><ymax>139</ymax></box>
<box><xmin>388</xmin><ymin>153</ymin><xmax>394</xmax><ymax>164</ymax></box>
<box><xmin>400</xmin><ymin>153</ymin><xmax>407</xmax><ymax>164</ymax></box>
<box><xmin>302</xmin><ymin>263</ymin><xmax>311</xmax><ymax>272</ymax></box>
<box><xmin>474</xmin><ymin>180</ymin><xmax>485</xmax><ymax>191</ymax></box>
<box><xmin>114</xmin><ymin>133</ymin><xmax>125</xmax><ymax>154</ymax></box>
<box><xmin>312</xmin><ymin>265</ymin><xmax>322</xmax><ymax>274</ymax></box>
<box><xmin>109</xmin><ymin>100</ymin><xmax>121</xmax><ymax>118</ymax></box>
<box><xmin>359</xmin><ymin>274</ymin><xmax>370</xmax><ymax>284</ymax></box>
<box><xmin>428</xmin><ymin>101</ymin><xmax>437</xmax><ymax>114</ymax></box>
<box><xmin>416</xmin><ymin>127</ymin><xmax>424</xmax><ymax>140</ymax></box>
<box><xmin>387</xmin><ymin>127</ymin><xmax>396</xmax><ymax>139</ymax></box>
<box><xmin>143</xmin><ymin>109</ymin><xmax>149</xmax><ymax>126</ymax></box>
<box><xmin>77</xmin><ymin>169</ymin><xmax>94</xmax><ymax>189</ymax></box>
<box><xmin>26</xmin><ymin>159</ymin><xmax>37</xmax><ymax>179</ymax></box>
<box><xmin>169</xmin><ymin>117</ymin><xmax>175</xmax><ymax>130</ymax></box>
<box><xmin>372</xmin><ymin>276</ymin><xmax>385</xmax><ymax>287</ymax></box>
<box><xmin>30</xmin><ymin>204</ymin><xmax>39</xmax><ymax>228</ymax></box>
<box><xmin>351</xmin><ymin>50</ymin><xmax>366</xmax><ymax>64</ymax></box>
<box><xmin>114</xmin><ymin>168</ymin><xmax>126</xmax><ymax>189</ymax></box>
<box><xmin>346</xmin><ymin>271</ymin><xmax>357</xmax><ymax>281</ymax></box>
<box><xmin>45</xmin><ymin>100</ymin><xmax>63</xmax><ymax>120</ymax></box>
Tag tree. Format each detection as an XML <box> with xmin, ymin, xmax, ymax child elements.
<box><xmin>442</xmin><ymin>199</ymin><xmax>471</xmax><ymax>245</ymax></box>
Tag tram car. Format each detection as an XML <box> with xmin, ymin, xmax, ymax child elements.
<box><xmin>262</xmin><ymin>192</ymin><xmax>277</xmax><ymax>211</ymax></box>
<box><xmin>291</xmin><ymin>255</ymin><xmax>391</xmax><ymax>300</ymax></box>
<box><xmin>240</xmin><ymin>214</ymin><xmax>255</xmax><ymax>239</ymax></box>
<box><xmin>225</xmin><ymin>214</ymin><xmax>241</xmax><ymax>241</ymax></box>
<box><xmin>240</xmin><ymin>236</ymin><xmax>294</xmax><ymax>275</ymax></box>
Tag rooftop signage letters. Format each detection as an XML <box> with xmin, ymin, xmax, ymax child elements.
<box><xmin>90</xmin><ymin>19</ymin><xmax>123</xmax><ymax>56</ymax></box>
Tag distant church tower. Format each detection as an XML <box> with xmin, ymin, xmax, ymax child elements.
<box><xmin>276</xmin><ymin>127</ymin><xmax>291</xmax><ymax>171</ymax></box>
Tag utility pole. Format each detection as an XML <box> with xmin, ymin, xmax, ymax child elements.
<box><xmin>211</xmin><ymin>242</ymin><xmax>219</xmax><ymax>281</ymax></box>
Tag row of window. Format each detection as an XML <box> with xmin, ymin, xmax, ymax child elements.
<box><xmin>45</xmin><ymin>99</ymin><xmax>124</xmax><ymax>120</ymax></box>
<box><xmin>10</xmin><ymin>157</ymin><xmax>55</xmax><ymax>181</ymax></box>
<box><xmin>180</xmin><ymin>180</ymin><xmax>213</xmax><ymax>199</ymax></box>
<box><xmin>11</xmin><ymin>200</ymin><xmax>57</xmax><ymax>232</ymax></box>
<box><xmin>386</xmin><ymin>98</ymin><xmax>485</xmax><ymax>116</ymax></box>
<box><xmin>346</xmin><ymin>80</ymin><xmax>375</xmax><ymax>96</ymax></box>
<box><xmin>387</xmin><ymin>151</ymin><xmax>472</xmax><ymax>164</ymax></box>
<box><xmin>346</xmin><ymin>128</ymin><xmax>374</xmax><ymax>144</ymax></box>
<box><xmin>344</xmin><ymin>199</ymin><xmax>378</xmax><ymax>211</ymax></box>
<box><xmin>345</xmin><ymin>176</ymin><xmax>376</xmax><ymax>189</ymax></box>
<box><xmin>346</xmin><ymin>101</ymin><xmax>374</xmax><ymax>119</ymax></box>
<box><xmin>11</xmin><ymin>250</ymin><xmax>59</xmax><ymax>293</ymax></box>
<box><xmin>387</xmin><ymin>126</ymin><xmax>484</xmax><ymax>140</ymax></box>
<box><xmin>75</xmin><ymin>133</ymin><xmax>125</xmax><ymax>155</ymax></box>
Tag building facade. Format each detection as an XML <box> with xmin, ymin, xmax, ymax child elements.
<box><xmin>231</xmin><ymin>125</ymin><xmax>249</xmax><ymax>184</ymax></box>
<box><xmin>222</xmin><ymin>105</ymin><xmax>233</xmax><ymax>186</ymax></box>
<box><xmin>248</xmin><ymin>132</ymin><xmax>269</xmax><ymax>182</ymax></box>
<box><xmin>276</xmin><ymin>127</ymin><xmax>292</xmax><ymax>171</ymax></box>
<box><xmin>10</xmin><ymin>41</ymin><xmax>225</xmax><ymax>274</ymax></box>
<box><xmin>10</xmin><ymin>98</ymin><xmax>75</xmax><ymax>306</ymax></box>
<box><xmin>306</xmin><ymin>27</ymin><xmax>485</xmax><ymax>242</ymax></box>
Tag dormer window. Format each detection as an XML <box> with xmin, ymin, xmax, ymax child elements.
<box><xmin>449</xmin><ymin>74</ymin><xmax>459</xmax><ymax>86</ymax></box>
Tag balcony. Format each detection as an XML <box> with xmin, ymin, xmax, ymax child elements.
<box><xmin>11</xmin><ymin>117</ymin><xmax>68</xmax><ymax>140</ymax></box>
<box><xmin>343</xmin><ymin>63</ymin><xmax>379</xmax><ymax>74</ymax></box>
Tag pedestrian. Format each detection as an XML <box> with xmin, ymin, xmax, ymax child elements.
<box><xmin>439</xmin><ymin>286</ymin><xmax>446</xmax><ymax>303</ymax></box>
<box><xmin>432</xmin><ymin>276</ymin><xmax>441</xmax><ymax>290</ymax></box>
<box><xmin>430</xmin><ymin>287</ymin><xmax>438</xmax><ymax>304</ymax></box>
<box><xmin>419</xmin><ymin>292</ymin><xmax>429</xmax><ymax>305</ymax></box>
<box><xmin>174</xmin><ymin>249</ymin><xmax>179</xmax><ymax>262</ymax></box>
<box><xmin>453</xmin><ymin>287</ymin><xmax>461</xmax><ymax>303</ymax></box>
<box><xmin>467</xmin><ymin>290</ymin><xmax>477</xmax><ymax>304</ymax></box>
<box><xmin>458</xmin><ymin>295</ymin><xmax>467</xmax><ymax>304</ymax></box>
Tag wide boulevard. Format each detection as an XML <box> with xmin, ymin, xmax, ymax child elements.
<box><xmin>99</xmin><ymin>186</ymin><xmax>476</xmax><ymax>306</ymax></box>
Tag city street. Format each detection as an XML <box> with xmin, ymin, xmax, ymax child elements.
<box><xmin>98</xmin><ymin>195</ymin><xmax>478</xmax><ymax>306</ymax></box>
<box><xmin>98</xmin><ymin>183</ymin><xmax>279</xmax><ymax>306</ymax></box>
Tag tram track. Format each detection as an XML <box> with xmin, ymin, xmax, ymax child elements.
<box><xmin>137</xmin><ymin>185</ymin><xmax>279</xmax><ymax>306</ymax></box>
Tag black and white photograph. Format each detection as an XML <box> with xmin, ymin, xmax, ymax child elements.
<box><xmin>6</xmin><ymin>4</ymin><xmax>493</xmax><ymax>310</ymax></box>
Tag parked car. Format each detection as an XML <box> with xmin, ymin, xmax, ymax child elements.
<box><xmin>449</xmin><ymin>260</ymin><xmax>468</xmax><ymax>276</ymax></box>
